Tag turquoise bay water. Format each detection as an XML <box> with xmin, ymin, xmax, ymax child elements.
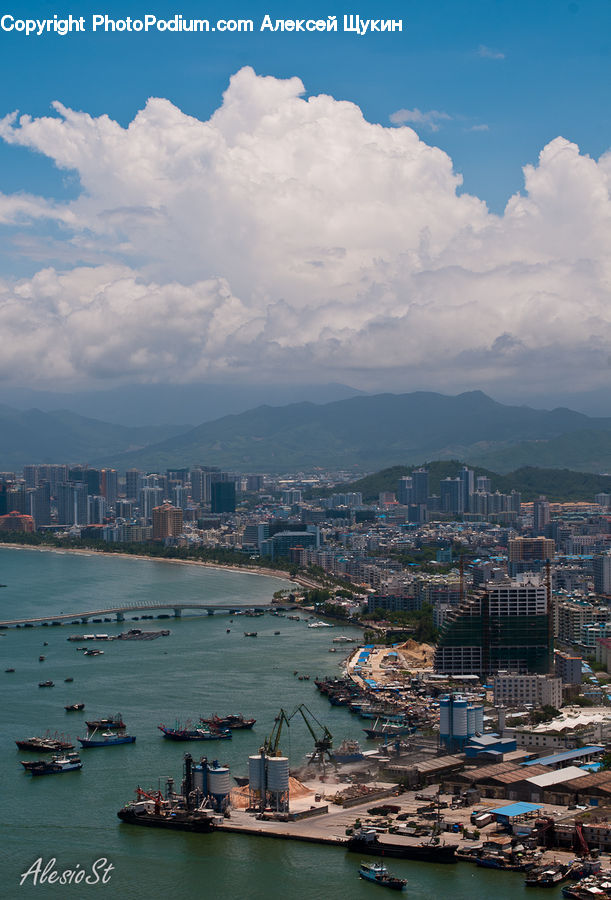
<box><xmin>0</xmin><ymin>548</ymin><xmax>560</xmax><ymax>899</ymax></box>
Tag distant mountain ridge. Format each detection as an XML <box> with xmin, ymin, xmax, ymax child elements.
<box><xmin>0</xmin><ymin>405</ymin><xmax>190</xmax><ymax>470</ymax></box>
<box><xmin>94</xmin><ymin>390</ymin><xmax>611</xmax><ymax>473</ymax></box>
<box><xmin>1</xmin><ymin>390</ymin><xmax>610</xmax><ymax>474</ymax></box>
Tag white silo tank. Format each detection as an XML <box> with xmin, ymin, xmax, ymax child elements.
<box><xmin>475</xmin><ymin>706</ymin><xmax>484</xmax><ymax>734</ymax></box>
<box><xmin>192</xmin><ymin>764</ymin><xmax>204</xmax><ymax>792</ymax></box>
<box><xmin>266</xmin><ymin>756</ymin><xmax>290</xmax><ymax>792</ymax></box>
<box><xmin>439</xmin><ymin>697</ymin><xmax>450</xmax><ymax>738</ymax></box>
<box><xmin>207</xmin><ymin>766</ymin><xmax>231</xmax><ymax>796</ymax></box>
<box><xmin>248</xmin><ymin>755</ymin><xmax>264</xmax><ymax>791</ymax></box>
<box><xmin>452</xmin><ymin>699</ymin><xmax>468</xmax><ymax>738</ymax></box>
<box><xmin>467</xmin><ymin>706</ymin><xmax>476</xmax><ymax>737</ymax></box>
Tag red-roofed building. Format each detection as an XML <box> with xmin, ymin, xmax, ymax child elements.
<box><xmin>0</xmin><ymin>510</ymin><xmax>34</xmax><ymax>533</ymax></box>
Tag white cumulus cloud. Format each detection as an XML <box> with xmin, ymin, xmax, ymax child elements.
<box><xmin>0</xmin><ymin>66</ymin><xmax>609</xmax><ymax>398</ymax></box>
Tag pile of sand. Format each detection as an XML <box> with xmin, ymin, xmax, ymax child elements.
<box><xmin>230</xmin><ymin>775</ymin><xmax>313</xmax><ymax>809</ymax></box>
<box><xmin>397</xmin><ymin>639</ymin><xmax>435</xmax><ymax>668</ymax></box>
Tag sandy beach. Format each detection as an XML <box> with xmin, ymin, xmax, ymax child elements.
<box><xmin>0</xmin><ymin>541</ymin><xmax>318</xmax><ymax>588</ymax></box>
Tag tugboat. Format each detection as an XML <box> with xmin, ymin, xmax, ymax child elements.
<box><xmin>158</xmin><ymin>723</ymin><xmax>232</xmax><ymax>741</ymax></box>
<box><xmin>358</xmin><ymin>862</ymin><xmax>406</xmax><ymax>890</ymax></box>
<box><xmin>27</xmin><ymin>752</ymin><xmax>82</xmax><ymax>775</ymax></box>
<box><xmin>85</xmin><ymin>714</ymin><xmax>125</xmax><ymax>730</ymax></box>
<box><xmin>79</xmin><ymin>730</ymin><xmax>136</xmax><ymax>748</ymax></box>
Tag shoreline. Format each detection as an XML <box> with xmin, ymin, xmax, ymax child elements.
<box><xmin>0</xmin><ymin>541</ymin><xmax>315</xmax><ymax>588</ymax></box>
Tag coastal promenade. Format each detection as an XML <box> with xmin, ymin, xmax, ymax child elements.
<box><xmin>0</xmin><ymin>600</ymin><xmax>271</xmax><ymax>627</ymax></box>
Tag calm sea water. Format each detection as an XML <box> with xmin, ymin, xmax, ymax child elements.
<box><xmin>0</xmin><ymin>547</ymin><xmax>561</xmax><ymax>899</ymax></box>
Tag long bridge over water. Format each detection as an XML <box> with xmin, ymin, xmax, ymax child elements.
<box><xmin>0</xmin><ymin>601</ymin><xmax>272</xmax><ymax>628</ymax></box>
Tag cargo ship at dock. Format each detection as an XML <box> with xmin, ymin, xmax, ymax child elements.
<box><xmin>346</xmin><ymin>828</ymin><xmax>457</xmax><ymax>863</ymax></box>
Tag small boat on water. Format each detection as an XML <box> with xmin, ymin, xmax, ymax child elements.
<box><xmin>243</xmin><ymin>632</ymin><xmax>257</xmax><ymax>637</ymax></box>
<box><xmin>27</xmin><ymin>752</ymin><xmax>82</xmax><ymax>776</ymax></box>
<box><xmin>200</xmin><ymin>714</ymin><xmax>256</xmax><ymax>730</ymax></box>
<box><xmin>85</xmin><ymin>714</ymin><xmax>125</xmax><ymax>731</ymax></box>
<box><xmin>64</xmin><ymin>677</ymin><xmax>74</xmax><ymax>682</ymax></box>
<box><xmin>83</xmin><ymin>649</ymin><xmax>104</xmax><ymax>656</ymax></box>
<box><xmin>79</xmin><ymin>731</ymin><xmax>136</xmax><ymax>748</ymax></box>
<box><xmin>39</xmin><ymin>655</ymin><xmax>45</xmax><ymax>661</ymax></box>
<box><xmin>5</xmin><ymin>668</ymin><xmax>15</xmax><ymax>673</ymax></box>
<box><xmin>158</xmin><ymin>724</ymin><xmax>232</xmax><ymax>741</ymax></box>
<box><xmin>38</xmin><ymin>680</ymin><xmax>54</xmax><ymax>688</ymax></box>
<box><xmin>358</xmin><ymin>862</ymin><xmax>406</xmax><ymax>891</ymax></box>
<box><xmin>65</xmin><ymin>703</ymin><xmax>85</xmax><ymax>712</ymax></box>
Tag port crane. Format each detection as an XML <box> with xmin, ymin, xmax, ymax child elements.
<box><xmin>262</xmin><ymin>708</ymin><xmax>292</xmax><ymax>756</ymax></box>
<box><xmin>264</xmin><ymin>705</ymin><xmax>334</xmax><ymax>769</ymax></box>
<box><xmin>289</xmin><ymin>704</ymin><xmax>334</xmax><ymax>768</ymax></box>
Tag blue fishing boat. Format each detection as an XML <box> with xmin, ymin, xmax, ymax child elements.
<box><xmin>358</xmin><ymin>862</ymin><xmax>406</xmax><ymax>890</ymax></box>
<box><xmin>78</xmin><ymin>731</ymin><xmax>136</xmax><ymax>748</ymax></box>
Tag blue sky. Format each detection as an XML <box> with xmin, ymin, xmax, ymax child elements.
<box><xmin>1</xmin><ymin>0</ymin><xmax>609</xmax><ymax>212</ymax></box>
<box><xmin>0</xmin><ymin>1</ymin><xmax>610</xmax><ymax>407</ymax></box>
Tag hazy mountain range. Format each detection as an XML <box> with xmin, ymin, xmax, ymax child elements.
<box><xmin>1</xmin><ymin>389</ymin><xmax>609</xmax><ymax>475</ymax></box>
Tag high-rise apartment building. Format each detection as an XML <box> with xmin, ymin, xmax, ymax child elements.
<box><xmin>594</xmin><ymin>551</ymin><xmax>611</xmax><ymax>596</ymax></box>
<box><xmin>533</xmin><ymin>496</ymin><xmax>551</xmax><ymax>536</ymax></box>
<box><xmin>411</xmin><ymin>468</ymin><xmax>429</xmax><ymax>505</ymax></box>
<box><xmin>125</xmin><ymin>469</ymin><xmax>142</xmax><ymax>500</ymax></box>
<box><xmin>508</xmin><ymin>537</ymin><xmax>555</xmax><ymax>576</ymax></box>
<box><xmin>56</xmin><ymin>482</ymin><xmax>88</xmax><ymax>526</ymax></box>
<box><xmin>434</xmin><ymin>575</ymin><xmax>551</xmax><ymax>677</ymax></box>
<box><xmin>211</xmin><ymin>481</ymin><xmax>236</xmax><ymax>514</ymax></box>
<box><xmin>100</xmin><ymin>469</ymin><xmax>118</xmax><ymax>507</ymax></box>
<box><xmin>440</xmin><ymin>478</ymin><xmax>463</xmax><ymax>515</ymax></box>
<box><xmin>152</xmin><ymin>502</ymin><xmax>183</xmax><ymax>540</ymax></box>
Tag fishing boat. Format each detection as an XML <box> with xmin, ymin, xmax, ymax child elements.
<box><xmin>79</xmin><ymin>731</ymin><xmax>136</xmax><ymax>748</ymax></box>
<box><xmin>200</xmin><ymin>714</ymin><xmax>256</xmax><ymax>730</ymax></box>
<box><xmin>525</xmin><ymin>863</ymin><xmax>574</xmax><ymax>887</ymax></box>
<box><xmin>363</xmin><ymin>718</ymin><xmax>415</xmax><ymax>739</ymax></box>
<box><xmin>16</xmin><ymin>734</ymin><xmax>74</xmax><ymax>752</ymax></box>
<box><xmin>85</xmin><ymin>714</ymin><xmax>125</xmax><ymax>730</ymax></box>
<box><xmin>158</xmin><ymin>723</ymin><xmax>232</xmax><ymax>741</ymax></box>
<box><xmin>358</xmin><ymin>862</ymin><xmax>406</xmax><ymax>890</ymax></box>
<box><xmin>27</xmin><ymin>753</ymin><xmax>82</xmax><ymax>775</ymax></box>
<box><xmin>333</xmin><ymin>739</ymin><xmax>365</xmax><ymax>763</ymax></box>
<box><xmin>65</xmin><ymin>703</ymin><xmax>85</xmax><ymax>711</ymax></box>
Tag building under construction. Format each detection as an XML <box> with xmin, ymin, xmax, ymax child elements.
<box><xmin>434</xmin><ymin>575</ymin><xmax>551</xmax><ymax>677</ymax></box>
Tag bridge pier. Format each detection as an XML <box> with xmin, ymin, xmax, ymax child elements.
<box><xmin>81</xmin><ymin>617</ymin><xmax>89</xmax><ymax>624</ymax></box>
<box><xmin>173</xmin><ymin>608</ymin><xmax>182</xmax><ymax>618</ymax></box>
<box><xmin>206</xmin><ymin>609</ymin><xmax>215</xmax><ymax>616</ymax></box>
<box><xmin>116</xmin><ymin>612</ymin><xmax>124</xmax><ymax>622</ymax></box>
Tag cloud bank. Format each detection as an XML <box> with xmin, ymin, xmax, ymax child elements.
<box><xmin>0</xmin><ymin>66</ymin><xmax>610</xmax><ymax>396</ymax></box>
